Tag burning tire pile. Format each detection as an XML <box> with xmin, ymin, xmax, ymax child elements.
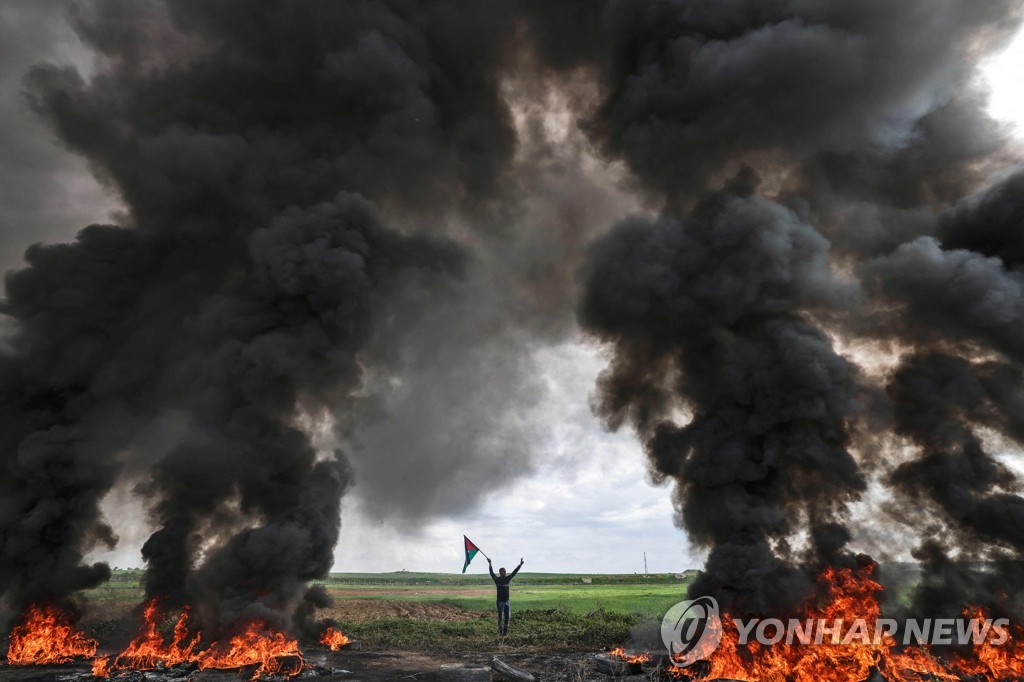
<box><xmin>1</xmin><ymin>601</ymin><xmax>357</xmax><ymax>680</ymax></box>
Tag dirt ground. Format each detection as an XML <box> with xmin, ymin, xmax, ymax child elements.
<box><xmin>312</xmin><ymin>649</ymin><xmax>665</xmax><ymax>681</ymax></box>
<box><xmin>0</xmin><ymin>650</ymin><xmax>667</xmax><ymax>681</ymax></box>
<box><xmin>82</xmin><ymin>599</ymin><xmax>486</xmax><ymax>632</ymax></box>
<box><xmin>330</xmin><ymin>599</ymin><xmax>485</xmax><ymax>622</ymax></box>
<box><xmin>326</xmin><ymin>588</ymin><xmax>494</xmax><ymax>598</ymax></box>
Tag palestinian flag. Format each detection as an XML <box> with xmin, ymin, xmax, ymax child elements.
<box><xmin>462</xmin><ymin>535</ymin><xmax>483</xmax><ymax>574</ymax></box>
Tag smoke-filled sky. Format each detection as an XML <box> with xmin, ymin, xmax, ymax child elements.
<box><xmin>0</xmin><ymin>0</ymin><xmax>686</xmax><ymax>579</ymax></box>
<box><xmin>2</xmin><ymin>1</ymin><xmax>1024</xmax><ymax>618</ymax></box>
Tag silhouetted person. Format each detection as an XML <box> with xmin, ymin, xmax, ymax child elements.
<box><xmin>488</xmin><ymin>557</ymin><xmax>523</xmax><ymax>636</ymax></box>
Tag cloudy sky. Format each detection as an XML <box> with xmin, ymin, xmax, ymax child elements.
<box><xmin>2</xmin><ymin>2</ymin><xmax>1024</xmax><ymax>578</ymax></box>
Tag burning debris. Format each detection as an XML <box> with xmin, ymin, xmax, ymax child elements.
<box><xmin>6</xmin><ymin>605</ymin><xmax>97</xmax><ymax>666</ymax></box>
<box><xmin>318</xmin><ymin>627</ymin><xmax>351</xmax><ymax>651</ymax></box>
<box><xmin>193</xmin><ymin>622</ymin><xmax>307</xmax><ymax>680</ymax></box>
<box><xmin>3</xmin><ymin>599</ymin><xmax>353</xmax><ymax>680</ymax></box>
<box><xmin>594</xmin><ymin>562</ymin><xmax>1022</xmax><ymax>681</ymax></box>
<box><xmin>609</xmin><ymin>647</ymin><xmax>652</xmax><ymax>665</ymax></box>
<box><xmin>90</xmin><ymin>600</ymin><xmax>199</xmax><ymax>676</ymax></box>
<box><xmin>594</xmin><ymin>647</ymin><xmax>653</xmax><ymax>676</ymax></box>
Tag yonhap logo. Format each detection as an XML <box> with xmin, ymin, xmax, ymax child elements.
<box><xmin>661</xmin><ymin>596</ymin><xmax>724</xmax><ymax>667</ymax></box>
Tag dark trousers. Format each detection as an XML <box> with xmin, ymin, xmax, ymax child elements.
<box><xmin>497</xmin><ymin>599</ymin><xmax>511</xmax><ymax>635</ymax></box>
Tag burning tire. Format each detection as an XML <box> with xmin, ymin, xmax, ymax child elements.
<box><xmin>592</xmin><ymin>652</ymin><xmax>643</xmax><ymax>676</ymax></box>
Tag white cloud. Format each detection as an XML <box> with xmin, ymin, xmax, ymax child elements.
<box><xmin>982</xmin><ymin>24</ymin><xmax>1024</xmax><ymax>137</ymax></box>
<box><xmin>333</xmin><ymin>340</ymin><xmax>699</xmax><ymax>575</ymax></box>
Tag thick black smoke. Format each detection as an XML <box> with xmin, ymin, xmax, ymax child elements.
<box><xmin>595</xmin><ymin>0</ymin><xmax>1021</xmax><ymax>204</ymax></box>
<box><xmin>580</xmin><ymin>184</ymin><xmax>868</xmax><ymax>612</ymax></box>
<box><xmin>577</xmin><ymin>0</ymin><xmax>1024</xmax><ymax>616</ymax></box>
<box><xmin>0</xmin><ymin>0</ymin><xmax>554</xmax><ymax>634</ymax></box>
<box><xmin>887</xmin><ymin>355</ymin><xmax>1024</xmax><ymax>550</ymax></box>
<box><xmin>940</xmin><ymin>166</ymin><xmax>1024</xmax><ymax>269</ymax></box>
<box><xmin>0</xmin><ymin>0</ymin><xmax>661</xmax><ymax>634</ymax></box>
<box><xmin>860</xmin><ymin>168</ymin><xmax>1024</xmax><ymax>616</ymax></box>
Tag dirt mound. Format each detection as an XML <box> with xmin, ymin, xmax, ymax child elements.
<box><xmin>332</xmin><ymin>599</ymin><xmax>485</xmax><ymax>622</ymax></box>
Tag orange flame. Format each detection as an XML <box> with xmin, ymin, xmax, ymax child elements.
<box><xmin>319</xmin><ymin>626</ymin><xmax>351</xmax><ymax>650</ymax></box>
<box><xmin>196</xmin><ymin>621</ymin><xmax>308</xmax><ymax>680</ymax></box>
<box><xmin>84</xmin><ymin>601</ymin><xmax>310</xmax><ymax>680</ymax></box>
<box><xmin>6</xmin><ymin>604</ymin><xmax>98</xmax><ymax>665</ymax></box>
<box><xmin>91</xmin><ymin>599</ymin><xmax>199</xmax><ymax>677</ymax></box>
<box><xmin>91</xmin><ymin>656</ymin><xmax>112</xmax><ymax>677</ymax></box>
<box><xmin>942</xmin><ymin>606</ymin><xmax>1024</xmax><ymax>681</ymax></box>
<box><xmin>664</xmin><ymin>563</ymin><xmax>1024</xmax><ymax>681</ymax></box>
<box><xmin>609</xmin><ymin>646</ymin><xmax>651</xmax><ymax>664</ymax></box>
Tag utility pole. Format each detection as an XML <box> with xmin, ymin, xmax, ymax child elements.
<box><xmin>644</xmin><ymin>551</ymin><xmax>648</xmax><ymax>576</ymax></box>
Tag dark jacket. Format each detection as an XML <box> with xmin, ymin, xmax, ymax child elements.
<box><xmin>489</xmin><ymin>563</ymin><xmax>521</xmax><ymax>602</ymax></box>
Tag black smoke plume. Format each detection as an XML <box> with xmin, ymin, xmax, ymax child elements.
<box><xmin>861</xmin><ymin>168</ymin><xmax>1024</xmax><ymax>617</ymax></box>
<box><xmin>0</xmin><ymin>0</ymin><xmax>542</xmax><ymax>634</ymax></box>
<box><xmin>579</xmin><ymin>182</ymin><xmax>868</xmax><ymax>612</ymax></box>
<box><xmin>578</xmin><ymin>0</ymin><xmax>1024</xmax><ymax>617</ymax></box>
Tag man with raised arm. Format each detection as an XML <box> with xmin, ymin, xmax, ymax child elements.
<box><xmin>488</xmin><ymin>557</ymin><xmax>524</xmax><ymax>636</ymax></box>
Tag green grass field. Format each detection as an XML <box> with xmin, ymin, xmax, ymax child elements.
<box><xmin>90</xmin><ymin>570</ymin><xmax>695</xmax><ymax>612</ymax></box>
<box><xmin>393</xmin><ymin>583</ymin><xmax>690</xmax><ymax>617</ymax></box>
<box><xmin>317</xmin><ymin>571</ymin><xmax>693</xmax><ymax>618</ymax></box>
<box><xmin>83</xmin><ymin>570</ymin><xmax>698</xmax><ymax>652</ymax></box>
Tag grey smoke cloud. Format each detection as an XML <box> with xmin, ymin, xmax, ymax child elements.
<box><xmin>0</xmin><ymin>1</ymin><xmax>115</xmax><ymax>274</ymax></box>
